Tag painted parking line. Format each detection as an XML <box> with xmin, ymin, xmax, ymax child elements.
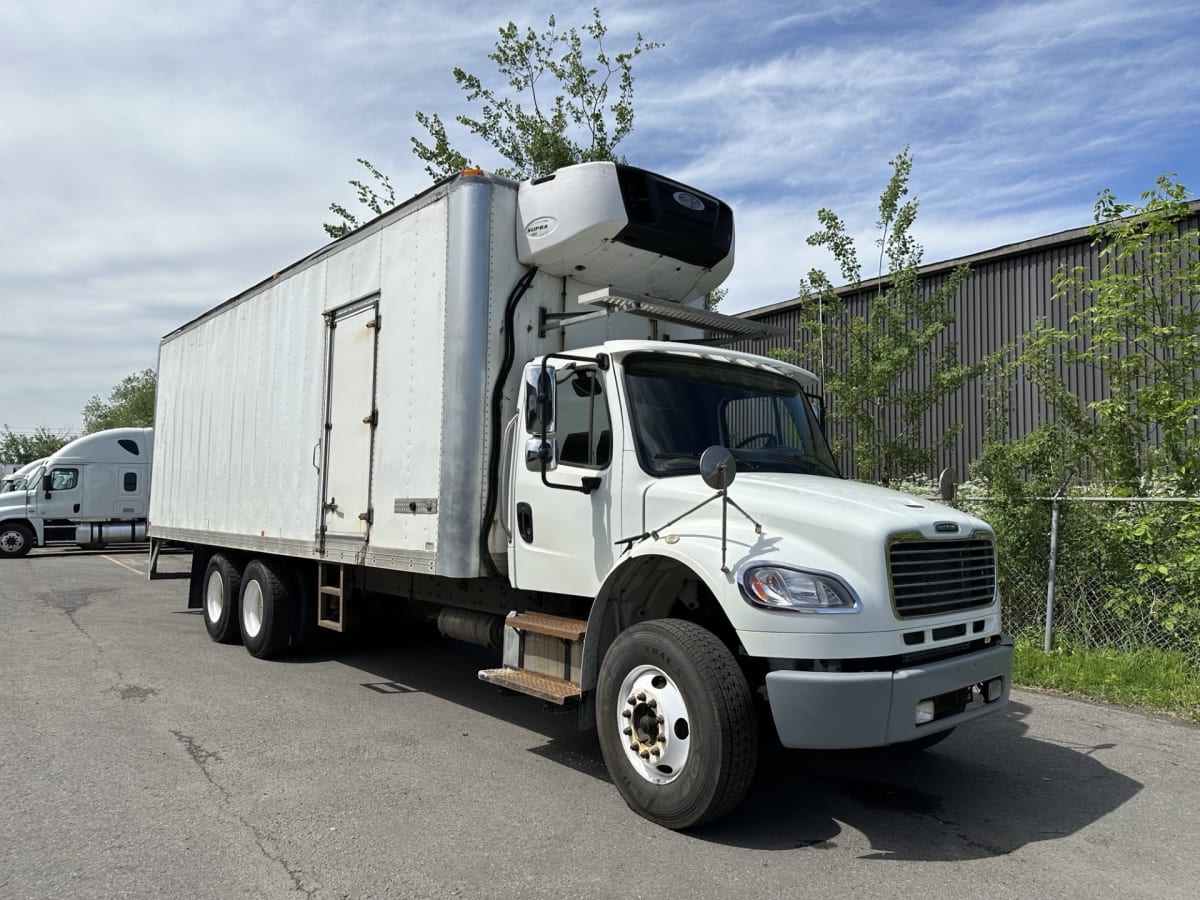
<box><xmin>102</xmin><ymin>555</ymin><xmax>144</xmax><ymax>576</ymax></box>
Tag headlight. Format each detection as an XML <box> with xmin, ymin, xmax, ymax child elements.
<box><xmin>738</xmin><ymin>565</ymin><xmax>859</xmax><ymax>612</ymax></box>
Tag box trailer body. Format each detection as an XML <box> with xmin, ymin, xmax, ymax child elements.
<box><xmin>0</xmin><ymin>429</ymin><xmax>152</xmax><ymax>557</ymax></box>
<box><xmin>149</xmin><ymin>163</ymin><xmax>1011</xmax><ymax>829</ymax></box>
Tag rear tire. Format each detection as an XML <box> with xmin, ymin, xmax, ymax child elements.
<box><xmin>596</xmin><ymin>619</ymin><xmax>757</xmax><ymax>830</ymax></box>
<box><xmin>202</xmin><ymin>554</ymin><xmax>242</xmax><ymax>643</ymax></box>
<box><xmin>0</xmin><ymin>522</ymin><xmax>34</xmax><ymax>558</ymax></box>
<box><xmin>239</xmin><ymin>558</ymin><xmax>294</xmax><ymax>660</ymax></box>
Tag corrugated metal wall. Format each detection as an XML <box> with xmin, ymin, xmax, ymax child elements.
<box><xmin>732</xmin><ymin>203</ymin><xmax>1200</xmax><ymax>482</ymax></box>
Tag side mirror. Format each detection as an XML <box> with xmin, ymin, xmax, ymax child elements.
<box><xmin>41</xmin><ymin>473</ymin><xmax>52</xmax><ymax>499</ymax></box>
<box><xmin>525</xmin><ymin>437</ymin><xmax>557</xmax><ymax>472</ymax></box>
<box><xmin>700</xmin><ymin>446</ymin><xmax>737</xmax><ymax>490</ymax></box>
<box><xmin>806</xmin><ymin>392</ymin><xmax>827</xmax><ymax>430</ymax></box>
<box><xmin>524</xmin><ymin>365</ymin><xmax>556</xmax><ymax>435</ymax></box>
<box><xmin>938</xmin><ymin>467</ymin><xmax>958</xmax><ymax>502</ymax></box>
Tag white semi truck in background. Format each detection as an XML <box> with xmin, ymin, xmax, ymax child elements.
<box><xmin>0</xmin><ymin>428</ymin><xmax>153</xmax><ymax>557</ymax></box>
<box><xmin>1</xmin><ymin>458</ymin><xmax>47</xmax><ymax>494</ymax></box>
<box><xmin>149</xmin><ymin>162</ymin><xmax>1011</xmax><ymax>828</ymax></box>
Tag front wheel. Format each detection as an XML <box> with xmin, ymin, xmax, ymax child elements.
<box><xmin>0</xmin><ymin>522</ymin><xmax>35</xmax><ymax>558</ymax></box>
<box><xmin>596</xmin><ymin>619</ymin><xmax>757</xmax><ymax>829</ymax></box>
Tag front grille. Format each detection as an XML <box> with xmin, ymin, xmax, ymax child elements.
<box><xmin>889</xmin><ymin>537</ymin><xmax>996</xmax><ymax>618</ymax></box>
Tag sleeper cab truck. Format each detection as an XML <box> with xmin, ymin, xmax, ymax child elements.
<box><xmin>148</xmin><ymin>162</ymin><xmax>1012</xmax><ymax>829</ymax></box>
<box><xmin>0</xmin><ymin>428</ymin><xmax>152</xmax><ymax>558</ymax></box>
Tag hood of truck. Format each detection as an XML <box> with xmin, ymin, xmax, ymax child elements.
<box><xmin>0</xmin><ymin>492</ymin><xmax>31</xmax><ymax>518</ymax></box>
<box><xmin>635</xmin><ymin>473</ymin><xmax>1001</xmax><ymax>654</ymax></box>
<box><xmin>640</xmin><ymin>473</ymin><xmax>991</xmax><ymax>615</ymax></box>
<box><xmin>643</xmin><ymin>473</ymin><xmax>987</xmax><ymax>543</ymax></box>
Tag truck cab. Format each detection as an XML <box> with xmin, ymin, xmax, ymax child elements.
<box><xmin>0</xmin><ymin>428</ymin><xmax>153</xmax><ymax>557</ymax></box>
<box><xmin>499</xmin><ymin>340</ymin><xmax>1009</xmax><ymax>823</ymax></box>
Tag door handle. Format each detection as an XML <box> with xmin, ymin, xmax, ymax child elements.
<box><xmin>516</xmin><ymin>502</ymin><xmax>533</xmax><ymax>543</ymax></box>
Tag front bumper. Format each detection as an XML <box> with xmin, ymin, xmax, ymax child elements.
<box><xmin>764</xmin><ymin>638</ymin><xmax>1013</xmax><ymax>749</ymax></box>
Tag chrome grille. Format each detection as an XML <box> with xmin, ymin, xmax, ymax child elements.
<box><xmin>888</xmin><ymin>537</ymin><xmax>997</xmax><ymax>618</ymax></box>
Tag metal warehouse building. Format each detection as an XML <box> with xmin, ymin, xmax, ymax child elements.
<box><xmin>730</xmin><ymin>200</ymin><xmax>1200</xmax><ymax>482</ymax></box>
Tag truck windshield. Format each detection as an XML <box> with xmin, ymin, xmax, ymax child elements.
<box><xmin>621</xmin><ymin>353</ymin><xmax>841</xmax><ymax>478</ymax></box>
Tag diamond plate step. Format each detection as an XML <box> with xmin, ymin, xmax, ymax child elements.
<box><xmin>478</xmin><ymin>667</ymin><xmax>581</xmax><ymax>705</ymax></box>
<box><xmin>506</xmin><ymin>612</ymin><xmax>587</xmax><ymax>641</ymax></box>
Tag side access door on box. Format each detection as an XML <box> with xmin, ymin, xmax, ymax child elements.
<box><xmin>319</xmin><ymin>297</ymin><xmax>381</xmax><ymax>551</ymax></box>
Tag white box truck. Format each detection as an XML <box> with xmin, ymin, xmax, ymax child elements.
<box><xmin>149</xmin><ymin>162</ymin><xmax>1012</xmax><ymax>828</ymax></box>
<box><xmin>0</xmin><ymin>428</ymin><xmax>153</xmax><ymax>557</ymax></box>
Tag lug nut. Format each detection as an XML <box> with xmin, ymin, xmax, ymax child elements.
<box><xmin>627</xmin><ymin>697</ymin><xmax>636</xmax><ymax>706</ymax></box>
<box><xmin>640</xmin><ymin>750</ymin><xmax>650</xmax><ymax>760</ymax></box>
<box><xmin>656</xmin><ymin>715</ymin><xmax>665</xmax><ymax>725</ymax></box>
<box><xmin>650</xmin><ymin>747</ymin><xmax>660</xmax><ymax>757</ymax></box>
<box><xmin>622</xmin><ymin>727</ymin><xmax>632</xmax><ymax>736</ymax></box>
<box><xmin>629</xmin><ymin>742</ymin><xmax>639</xmax><ymax>752</ymax></box>
<box><xmin>622</xmin><ymin>709</ymin><xmax>632</xmax><ymax>718</ymax></box>
<box><xmin>637</xmin><ymin>692</ymin><xmax>646</xmax><ymax>702</ymax></box>
<box><xmin>647</xmin><ymin>699</ymin><xmax>657</xmax><ymax>709</ymax></box>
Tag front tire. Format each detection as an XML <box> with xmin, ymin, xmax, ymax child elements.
<box><xmin>202</xmin><ymin>554</ymin><xmax>242</xmax><ymax>643</ymax></box>
<box><xmin>596</xmin><ymin>619</ymin><xmax>757</xmax><ymax>830</ymax></box>
<box><xmin>239</xmin><ymin>558</ymin><xmax>294</xmax><ymax>660</ymax></box>
<box><xmin>0</xmin><ymin>522</ymin><xmax>34</xmax><ymax>558</ymax></box>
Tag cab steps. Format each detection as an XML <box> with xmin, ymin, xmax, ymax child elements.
<box><xmin>478</xmin><ymin>612</ymin><xmax>587</xmax><ymax>705</ymax></box>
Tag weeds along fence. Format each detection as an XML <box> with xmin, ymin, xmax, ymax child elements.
<box><xmin>957</xmin><ymin>496</ymin><xmax>1200</xmax><ymax>669</ymax></box>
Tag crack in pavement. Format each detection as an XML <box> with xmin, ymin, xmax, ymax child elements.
<box><xmin>170</xmin><ymin>730</ymin><xmax>321</xmax><ymax>899</ymax></box>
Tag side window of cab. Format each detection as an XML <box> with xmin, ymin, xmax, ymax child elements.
<box><xmin>556</xmin><ymin>369</ymin><xmax>612</xmax><ymax>469</ymax></box>
<box><xmin>49</xmin><ymin>468</ymin><xmax>79</xmax><ymax>490</ymax></box>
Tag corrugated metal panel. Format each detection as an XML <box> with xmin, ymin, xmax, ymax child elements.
<box><xmin>733</xmin><ymin>204</ymin><xmax>1200</xmax><ymax>482</ymax></box>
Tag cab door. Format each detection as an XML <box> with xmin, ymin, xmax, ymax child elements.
<box><xmin>36</xmin><ymin>465</ymin><xmax>84</xmax><ymax>519</ymax></box>
<box><xmin>509</xmin><ymin>364</ymin><xmax>618</xmax><ymax>595</ymax></box>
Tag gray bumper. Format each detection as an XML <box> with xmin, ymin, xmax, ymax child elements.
<box><xmin>764</xmin><ymin>639</ymin><xmax>1014</xmax><ymax>749</ymax></box>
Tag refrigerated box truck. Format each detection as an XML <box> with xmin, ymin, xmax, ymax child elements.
<box><xmin>149</xmin><ymin>162</ymin><xmax>1012</xmax><ymax>828</ymax></box>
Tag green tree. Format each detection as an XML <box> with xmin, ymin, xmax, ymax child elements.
<box><xmin>323</xmin><ymin>159</ymin><xmax>397</xmax><ymax>239</ymax></box>
<box><xmin>0</xmin><ymin>426</ymin><xmax>74</xmax><ymax>465</ymax></box>
<box><xmin>978</xmin><ymin>175</ymin><xmax>1200</xmax><ymax>495</ymax></box>
<box><xmin>773</xmin><ymin>149</ymin><xmax>976</xmax><ymax>485</ymax></box>
<box><xmin>82</xmin><ymin>368</ymin><xmax>156</xmax><ymax>433</ymax></box>
<box><xmin>325</xmin><ymin>8</ymin><xmax>660</xmax><ymax>238</ymax></box>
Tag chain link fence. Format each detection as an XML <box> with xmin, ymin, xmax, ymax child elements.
<box><xmin>956</xmin><ymin>496</ymin><xmax>1200</xmax><ymax>669</ymax></box>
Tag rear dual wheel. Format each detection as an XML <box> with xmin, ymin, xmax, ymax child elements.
<box><xmin>202</xmin><ymin>554</ymin><xmax>242</xmax><ymax>643</ymax></box>
<box><xmin>239</xmin><ymin>558</ymin><xmax>294</xmax><ymax>660</ymax></box>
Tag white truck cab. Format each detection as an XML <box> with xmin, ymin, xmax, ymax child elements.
<box><xmin>0</xmin><ymin>428</ymin><xmax>153</xmax><ymax>557</ymax></box>
<box><xmin>509</xmin><ymin>342</ymin><xmax>1009</xmax><ymax>774</ymax></box>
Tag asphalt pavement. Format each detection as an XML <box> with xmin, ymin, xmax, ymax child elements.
<box><xmin>1</xmin><ymin>547</ymin><xmax>1198</xmax><ymax>899</ymax></box>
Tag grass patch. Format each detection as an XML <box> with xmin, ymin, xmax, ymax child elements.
<box><xmin>1014</xmin><ymin>639</ymin><xmax>1200</xmax><ymax>723</ymax></box>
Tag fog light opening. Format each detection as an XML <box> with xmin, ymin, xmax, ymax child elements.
<box><xmin>983</xmin><ymin>677</ymin><xmax>1004</xmax><ymax>703</ymax></box>
<box><xmin>915</xmin><ymin>699</ymin><xmax>935</xmax><ymax>725</ymax></box>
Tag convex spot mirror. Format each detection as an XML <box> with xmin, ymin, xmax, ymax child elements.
<box><xmin>524</xmin><ymin>365</ymin><xmax>556</xmax><ymax>435</ymax></box>
<box><xmin>700</xmin><ymin>446</ymin><xmax>737</xmax><ymax>490</ymax></box>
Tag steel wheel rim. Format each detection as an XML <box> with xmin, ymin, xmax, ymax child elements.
<box><xmin>242</xmin><ymin>579</ymin><xmax>264</xmax><ymax>638</ymax></box>
<box><xmin>1</xmin><ymin>529</ymin><xmax>25</xmax><ymax>553</ymax></box>
<box><xmin>205</xmin><ymin>571</ymin><xmax>225</xmax><ymax>623</ymax></box>
<box><xmin>616</xmin><ymin>664</ymin><xmax>691</xmax><ymax>784</ymax></box>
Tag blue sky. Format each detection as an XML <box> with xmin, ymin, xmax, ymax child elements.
<box><xmin>2</xmin><ymin>0</ymin><xmax>1197</xmax><ymax>433</ymax></box>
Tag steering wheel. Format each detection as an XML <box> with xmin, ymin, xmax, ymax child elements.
<box><xmin>734</xmin><ymin>432</ymin><xmax>776</xmax><ymax>449</ymax></box>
